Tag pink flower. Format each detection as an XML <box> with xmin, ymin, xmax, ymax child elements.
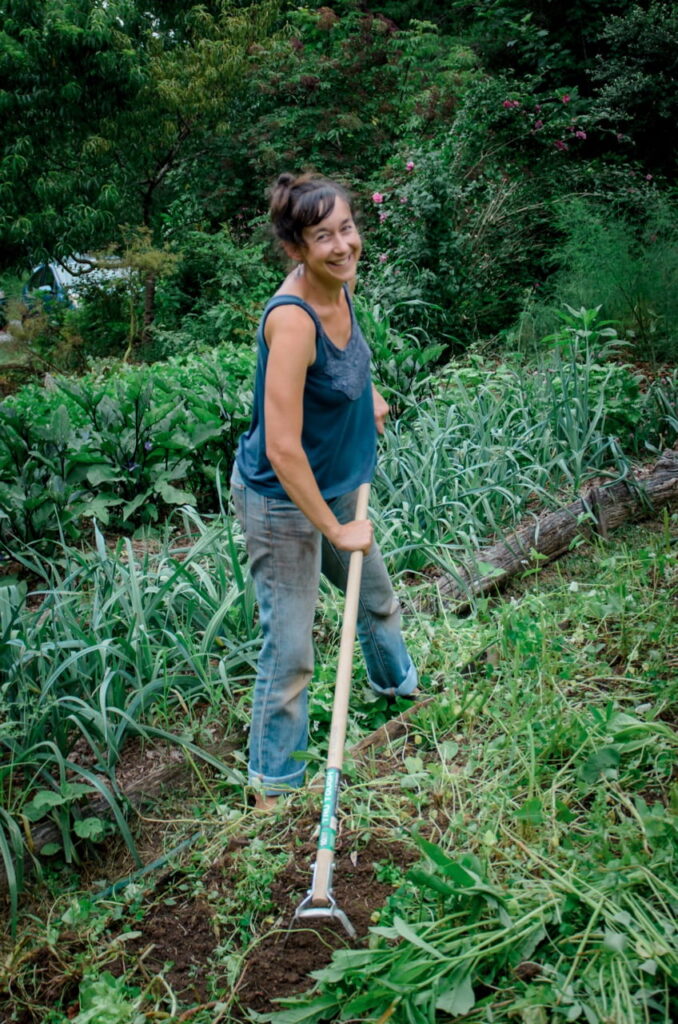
<box><xmin>378</xmin><ymin>253</ymin><xmax>388</xmax><ymax>263</ymax></box>
<box><xmin>561</xmin><ymin>94</ymin><xmax>571</xmax><ymax>104</ymax></box>
<box><xmin>502</xmin><ymin>99</ymin><xmax>520</xmax><ymax>109</ymax></box>
<box><xmin>646</xmin><ymin>173</ymin><xmax>653</xmax><ymax>181</ymax></box>
<box><xmin>575</xmin><ymin>130</ymin><xmax>587</xmax><ymax>140</ymax></box>
<box><xmin>379</xmin><ymin>211</ymin><xmax>389</xmax><ymax>222</ymax></box>
<box><xmin>372</xmin><ymin>192</ymin><xmax>384</xmax><ymax>204</ymax></box>
<box><xmin>534</xmin><ymin>104</ymin><xmax>542</xmax><ymax>113</ymax></box>
<box><xmin>554</xmin><ymin>139</ymin><xmax>569</xmax><ymax>151</ymax></box>
<box><xmin>405</xmin><ymin>160</ymin><xmax>415</xmax><ymax>171</ymax></box>
<box><xmin>400</xmin><ymin>196</ymin><xmax>408</xmax><ymax>204</ymax></box>
<box><xmin>534</xmin><ymin>119</ymin><xmax>544</xmax><ymax>130</ymax></box>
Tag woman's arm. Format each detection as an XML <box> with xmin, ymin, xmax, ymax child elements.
<box><xmin>372</xmin><ymin>384</ymin><xmax>389</xmax><ymax>434</ymax></box>
<box><xmin>264</xmin><ymin>306</ymin><xmax>373</xmax><ymax>553</ymax></box>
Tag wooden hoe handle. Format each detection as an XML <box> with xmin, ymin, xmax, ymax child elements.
<box><xmin>310</xmin><ymin>482</ymin><xmax>370</xmax><ymax>906</ymax></box>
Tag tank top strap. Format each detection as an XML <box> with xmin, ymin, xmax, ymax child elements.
<box><xmin>261</xmin><ymin>294</ymin><xmax>323</xmax><ymax>338</ymax></box>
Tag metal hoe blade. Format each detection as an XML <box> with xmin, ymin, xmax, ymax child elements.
<box><xmin>294</xmin><ymin>860</ymin><xmax>357</xmax><ymax>939</ymax></box>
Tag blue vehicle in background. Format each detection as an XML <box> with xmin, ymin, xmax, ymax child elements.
<box><xmin>23</xmin><ymin>260</ymin><xmax>85</xmax><ymax>309</ymax></box>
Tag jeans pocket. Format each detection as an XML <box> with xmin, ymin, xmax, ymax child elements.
<box><xmin>230</xmin><ymin>462</ymin><xmax>245</xmax><ymax>491</ymax></box>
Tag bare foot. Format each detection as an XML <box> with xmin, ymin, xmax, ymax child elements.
<box><xmin>253</xmin><ymin>793</ymin><xmax>280</xmax><ymax>812</ymax></box>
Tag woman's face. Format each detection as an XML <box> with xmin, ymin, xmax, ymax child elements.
<box><xmin>297</xmin><ymin>197</ymin><xmax>362</xmax><ymax>285</ymax></box>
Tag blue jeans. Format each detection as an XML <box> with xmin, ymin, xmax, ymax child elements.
<box><xmin>230</xmin><ymin>465</ymin><xmax>418</xmax><ymax>795</ymax></box>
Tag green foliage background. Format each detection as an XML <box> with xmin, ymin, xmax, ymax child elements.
<box><xmin>1</xmin><ymin>0</ymin><xmax>676</xmax><ymax>361</ymax></box>
<box><xmin>0</xmin><ymin>5</ymin><xmax>677</xmax><ymax>1022</ymax></box>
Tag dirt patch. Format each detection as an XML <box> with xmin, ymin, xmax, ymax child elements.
<box><xmin>232</xmin><ymin>832</ymin><xmax>415</xmax><ymax>1016</ymax></box>
<box><xmin>120</xmin><ymin>890</ymin><xmax>219</xmax><ymax>1004</ymax></box>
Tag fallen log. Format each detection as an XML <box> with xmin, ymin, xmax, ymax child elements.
<box><xmin>349</xmin><ymin>644</ymin><xmax>499</xmax><ymax>759</ymax></box>
<box><xmin>1</xmin><ymin>739</ymin><xmax>238</xmax><ymax>891</ymax></box>
<box><xmin>434</xmin><ymin>448</ymin><xmax>678</xmax><ymax>612</ymax></box>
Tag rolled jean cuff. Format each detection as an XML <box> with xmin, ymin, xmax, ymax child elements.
<box><xmin>248</xmin><ymin>763</ymin><xmax>307</xmax><ymax>796</ymax></box>
<box><xmin>368</xmin><ymin>657</ymin><xmax>418</xmax><ymax>699</ymax></box>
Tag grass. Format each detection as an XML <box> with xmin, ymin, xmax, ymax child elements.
<box><xmin>267</xmin><ymin>519</ymin><xmax>677</xmax><ymax>1024</ymax></box>
<box><xmin>0</xmin><ymin>517</ymin><xmax>675</xmax><ymax>1023</ymax></box>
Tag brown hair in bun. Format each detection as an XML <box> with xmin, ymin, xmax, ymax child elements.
<box><xmin>269</xmin><ymin>173</ymin><xmax>354</xmax><ymax>247</ymax></box>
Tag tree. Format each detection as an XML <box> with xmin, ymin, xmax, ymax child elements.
<box><xmin>0</xmin><ymin>1</ymin><xmax>277</xmax><ymax>271</ymax></box>
<box><xmin>190</xmin><ymin>2</ymin><xmax>460</xmax><ymax>227</ymax></box>
<box><xmin>448</xmin><ymin>0</ymin><xmax>640</xmax><ymax>88</ymax></box>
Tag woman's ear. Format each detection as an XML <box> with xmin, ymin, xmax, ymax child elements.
<box><xmin>281</xmin><ymin>240</ymin><xmax>304</xmax><ymax>264</ymax></box>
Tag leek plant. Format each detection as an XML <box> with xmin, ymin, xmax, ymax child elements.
<box><xmin>373</xmin><ymin>310</ymin><xmax>648</xmax><ymax>575</ymax></box>
<box><xmin>0</xmin><ymin>511</ymin><xmax>256</xmax><ymax>932</ymax></box>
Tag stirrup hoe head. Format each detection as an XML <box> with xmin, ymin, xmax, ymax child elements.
<box><xmin>294</xmin><ymin>890</ymin><xmax>357</xmax><ymax>939</ymax></box>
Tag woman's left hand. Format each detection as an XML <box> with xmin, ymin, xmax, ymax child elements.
<box><xmin>372</xmin><ymin>385</ymin><xmax>390</xmax><ymax>435</ymax></box>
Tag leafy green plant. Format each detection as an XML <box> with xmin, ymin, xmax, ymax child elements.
<box><xmin>73</xmin><ymin>972</ymin><xmax>145</xmax><ymax>1024</ymax></box>
<box><xmin>151</xmin><ymin>227</ymin><xmax>280</xmax><ymax>355</ymax></box>
<box><xmin>643</xmin><ymin>370</ymin><xmax>678</xmax><ymax>449</ymax></box>
<box><xmin>267</xmin><ymin>832</ymin><xmax>678</xmax><ymax>1024</ymax></box>
<box><xmin>354</xmin><ymin>295</ymin><xmax>444</xmax><ymax>411</ymax></box>
<box><xmin>0</xmin><ymin>344</ymin><xmax>255</xmax><ymax>548</ymax></box>
<box><xmin>515</xmin><ymin>198</ymin><xmax>678</xmax><ymax>362</ymax></box>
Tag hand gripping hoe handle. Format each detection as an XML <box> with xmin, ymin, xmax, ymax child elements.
<box><xmin>294</xmin><ymin>482</ymin><xmax>370</xmax><ymax>939</ymax></box>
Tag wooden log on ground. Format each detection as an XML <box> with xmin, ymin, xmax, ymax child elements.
<box><xmin>349</xmin><ymin>645</ymin><xmax>499</xmax><ymax>758</ymax></box>
<box><xmin>434</xmin><ymin>449</ymin><xmax>678</xmax><ymax>612</ymax></box>
<box><xmin>22</xmin><ymin>739</ymin><xmax>237</xmax><ymax>860</ymax></box>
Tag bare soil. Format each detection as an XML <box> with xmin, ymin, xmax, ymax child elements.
<box><xmin>94</xmin><ymin>828</ymin><xmax>414</xmax><ymax>1020</ymax></box>
<box><xmin>0</xmin><ymin>827</ymin><xmax>410</xmax><ymax>1022</ymax></box>
<box><xmin>120</xmin><ymin>887</ymin><xmax>219</xmax><ymax>1005</ymax></box>
<box><xmin>231</xmin><ymin>831</ymin><xmax>414</xmax><ymax>1016</ymax></box>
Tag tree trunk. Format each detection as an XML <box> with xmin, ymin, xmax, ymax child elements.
<box><xmin>141</xmin><ymin>272</ymin><xmax>156</xmax><ymax>345</ymax></box>
<box><xmin>434</xmin><ymin>449</ymin><xmax>678</xmax><ymax>612</ymax></box>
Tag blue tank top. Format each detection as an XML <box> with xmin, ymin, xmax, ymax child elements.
<box><xmin>235</xmin><ymin>288</ymin><xmax>376</xmax><ymax>500</ymax></box>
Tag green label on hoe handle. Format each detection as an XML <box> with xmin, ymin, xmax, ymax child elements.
<box><xmin>318</xmin><ymin>767</ymin><xmax>340</xmax><ymax>852</ymax></box>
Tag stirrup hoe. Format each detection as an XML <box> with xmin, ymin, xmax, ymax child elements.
<box><xmin>293</xmin><ymin>482</ymin><xmax>370</xmax><ymax>939</ymax></box>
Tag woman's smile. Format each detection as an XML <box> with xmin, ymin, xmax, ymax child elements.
<box><xmin>298</xmin><ymin>198</ymin><xmax>362</xmax><ymax>284</ymax></box>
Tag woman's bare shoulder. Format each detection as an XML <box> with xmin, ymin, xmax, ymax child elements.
<box><xmin>264</xmin><ymin>301</ymin><xmax>317</xmax><ymax>355</ymax></box>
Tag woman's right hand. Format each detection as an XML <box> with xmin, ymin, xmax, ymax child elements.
<box><xmin>330</xmin><ymin>519</ymin><xmax>373</xmax><ymax>553</ymax></box>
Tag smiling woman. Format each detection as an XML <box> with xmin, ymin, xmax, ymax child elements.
<box><xmin>231</xmin><ymin>173</ymin><xmax>418</xmax><ymax>808</ymax></box>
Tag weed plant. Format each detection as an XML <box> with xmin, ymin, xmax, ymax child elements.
<box><xmin>2</xmin><ymin>521</ymin><xmax>673</xmax><ymax>1022</ymax></box>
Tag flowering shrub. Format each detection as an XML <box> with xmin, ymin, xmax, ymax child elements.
<box><xmin>357</xmin><ymin>68</ymin><xmax>657</xmax><ymax>349</ymax></box>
